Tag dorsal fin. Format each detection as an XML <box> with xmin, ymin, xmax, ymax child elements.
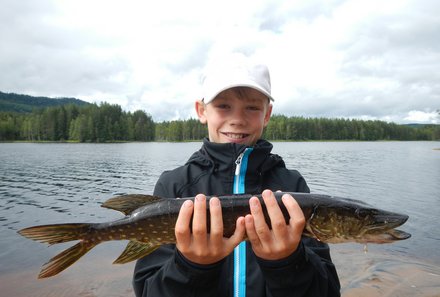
<box><xmin>101</xmin><ymin>194</ymin><xmax>163</xmax><ymax>215</ymax></box>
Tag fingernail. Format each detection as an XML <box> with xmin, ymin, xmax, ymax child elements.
<box><xmin>210</xmin><ymin>198</ymin><xmax>219</xmax><ymax>206</ymax></box>
<box><xmin>183</xmin><ymin>200</ymin><xmax>192</xmax><ymax>207</ymax></box>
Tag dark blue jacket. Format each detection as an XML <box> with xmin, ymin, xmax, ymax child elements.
<box><xmin>133</xmin><ymin>139</ymin><xmax>340</xmax><ymax>297</ymax></box>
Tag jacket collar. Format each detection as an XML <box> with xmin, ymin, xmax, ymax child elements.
<box><xmin>186</xmin><ymin>138</ymin><xmax>284</xmax><ymax>174</ymax></box>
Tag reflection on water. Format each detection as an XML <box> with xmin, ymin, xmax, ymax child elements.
<box><xmin>1</xmin><ymin>141</ymin><xmax>439</xmax><ymax>296</ymax></box>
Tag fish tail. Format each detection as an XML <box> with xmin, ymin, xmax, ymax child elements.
<box><xmin>18</xmin><ymin>223</ymin><xmax>91</xmax><ymax>245</ymax></box>
<box><xmin>18</xmin><ymin>223</ymin><xmax>98</xmax><ymax>278</ymax></box>
<box><xmin>38</xmin><ymin>241</ymin><xmax>96</xmax><ymax>278</ymax></box>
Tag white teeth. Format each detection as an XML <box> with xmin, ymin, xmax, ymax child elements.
<box><xmin>225</xmin><ymin>133</ymin><xmax>246</xmax><ymax>139</ymax></box>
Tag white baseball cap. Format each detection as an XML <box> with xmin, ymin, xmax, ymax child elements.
<box><xmin>201</xmin><ymin>55</ymin><xmax>274</xmax><ymax>104</ymax></box>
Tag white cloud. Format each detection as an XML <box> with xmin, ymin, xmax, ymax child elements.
<box><xmin>404</xmin><ymin>110</ymin><xmax>439</xmax><ymax>124</ymax></box>
<box><xmin>0</xmin><ymin>0</ymin><xmax>439</xmax><ymax>124</ymax></box>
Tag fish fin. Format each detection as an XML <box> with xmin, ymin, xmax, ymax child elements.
<box><xmin>113</xmin><ymin>240</ymin><xmax>160</xmax><ymax>264</ymax></box>
<box><xmin>18</xmin><ymin>223</ymin><xmax>91</xmax><ymax>245</ymax></box>
<box><xmin>102</xmin><ymin>194</ymin><xmax>163</xmax><ymax>215</ymax></box>
<box><xmin>38</xmin><ymin>241</ymin><xmax>97</xmax><ymax>278</ymax></box>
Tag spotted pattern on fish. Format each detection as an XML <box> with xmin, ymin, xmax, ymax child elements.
<box><xmin>18</xmin><ymin>192</ymin><xmax>411</xmax><ymax>278</ymax></box>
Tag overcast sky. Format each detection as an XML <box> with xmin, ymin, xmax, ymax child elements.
<box><xmin>1</xmin><ymin>0</ymin><xmax>439</xmax><ymax>123</ymax></box>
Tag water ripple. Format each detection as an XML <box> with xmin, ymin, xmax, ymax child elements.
<box><xmin>0</xmin><ymin>141</ymin><xmax>439</xmax><ymax>270</ymax></box>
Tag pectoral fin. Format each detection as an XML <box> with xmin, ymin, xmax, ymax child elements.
<box><xmin>113</xmin><ymin>240</ymin><xmax>160</xmax><ymax>264</ymax></box>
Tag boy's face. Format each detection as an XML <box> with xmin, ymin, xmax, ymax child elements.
<box><xmin>196</xmin><ymin>87</ymin><xmax>272</xmax><ymax>146</ymax></box>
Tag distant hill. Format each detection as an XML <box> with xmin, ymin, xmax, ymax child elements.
<box><xmin>404</xmin><ymin>123</ymin><xmax>434</xmax><ymax>128</ymax></box>
<box><xmin>0</xmin><ymin>91</ymin><xmax>91</xmax><ymax>113</ymax></box>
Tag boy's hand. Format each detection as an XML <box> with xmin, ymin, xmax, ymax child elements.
<box><xmin>175</xmin><ymin>194</ymin><xmax>246</xmax><ymax>265</ymax></box>
<box><xmin>245</xmin><ymin>190</ymin><xmax>305</xmax><ymax>260</ymax></box>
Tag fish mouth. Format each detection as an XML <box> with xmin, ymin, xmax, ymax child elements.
<box><xmin>372</xmin><ymin>213</ymin><xmax>409</xmax><ymax>228</ymax></box>
<box><xmin>362</xmin><ymin>211</ymin><xmax>410</xmax><ymax>240</ymax></box>
<box><xmin>385</xmin><ymin>229</ymin><xmax>411</xmax><ymax>240</ymax></box>
<box><xmin>361</xmin><ymin>228</ymin><xmax>411</xmax><ymax>243</ymax></box>
<box><xmin>357</xmin><ymin>208</ymin><xmax>409</xmax><ymax>230</ymax></box>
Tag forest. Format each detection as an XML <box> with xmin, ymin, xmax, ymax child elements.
<box><xmin>0</xmin><ymin>102</ymin><xmax>439</xmax><ymax>142</ymax></box>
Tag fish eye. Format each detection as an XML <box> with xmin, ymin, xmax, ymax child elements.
<box><xmin>355</xmin><ymin>208</ymin><xmax>370</xmax><ymax>218</ymax></box>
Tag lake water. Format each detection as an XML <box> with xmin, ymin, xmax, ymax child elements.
<box><xmin>1</xmin><ymin>141</ymin><xmax>440</xmax><ymax>296</ymax></box>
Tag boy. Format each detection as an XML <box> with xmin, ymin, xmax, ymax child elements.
<box><xmin>133</xmin><ymin>56</ymin><xmax>340</xmax><ymax>296</ymax></box>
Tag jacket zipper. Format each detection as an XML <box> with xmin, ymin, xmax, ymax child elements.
<box><xmin>234</xmin><ymin>152</ymin><xmax>244</xmax><ymax>193</ymax></box>
<box><xmin>233</xmin><ymin>148</ymin><xmax>253</xmax><ymax>297</ymax></box>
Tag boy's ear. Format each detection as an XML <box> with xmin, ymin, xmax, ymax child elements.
<box><xmin>263</xmin><ymin>103</ymin><xmax>273</xmax><ymax>127</ymax></box>
<box><xmin>195</xmin><ymin>100</ymin><xmax>207</xmax><ymax>124</ymax></box>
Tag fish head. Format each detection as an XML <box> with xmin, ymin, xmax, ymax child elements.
<box><xmin>305</xmin><ymin>201</ymin><xmax>411</xmax><ymax>244</ymax></box>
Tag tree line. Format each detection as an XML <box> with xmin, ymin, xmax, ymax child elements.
<box><xmin>0</xmin><ymin>103</ymin><xmax>439</xmax><ymax>142</ymax></box>
<box><xmin>263</xmin><ymin>115</ymin><xmax>440</xmax><ymax>141</ymax></box>
<box><xmin>0</xmin><ymin>103</ymin><xmax>155</xmax><ymax>142</ymax></box>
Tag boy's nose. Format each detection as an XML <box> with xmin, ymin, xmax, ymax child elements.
<box><xmin>229</xmin><ymin>109</ymin><xmax>247</xmax><ymax>126</ymax></box>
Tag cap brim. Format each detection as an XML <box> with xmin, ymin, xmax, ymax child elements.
<box><xmin>204</xmin><ymin>82</ymin><xmax>274</xmax><ymax>104</ymax></box>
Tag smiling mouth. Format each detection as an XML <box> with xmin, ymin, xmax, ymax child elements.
<box><xmin>222</xmin><ymin>133</ymin><xmax>249</xmax><ymax>139</ymax></box>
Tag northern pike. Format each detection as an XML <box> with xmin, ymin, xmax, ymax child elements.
<box><xmin>18</xmin><ymin>192</ymin><xmax>411</xmax><ymax>278</ymax></box>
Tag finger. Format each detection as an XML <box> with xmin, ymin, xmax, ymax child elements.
<box><xmin>249</xmin><ymin>196</ymin><xmax>271</xmax><ymax>242</ymax></box>
<box><xmin>209</xmin><ymin>197</ymin><xmax>224</xmax><ymax>246</ymax></box>
<box><xmin>228</xmin><ymin>216</ymin><xmax>246</xmax><ymax>247</ymax></box>
<box><xmin>262</xmin><ymin>189</ymin><xmax>288</xmax><ymax>239</ymax></box>
<box><xmin>175</xmin><ymin>199</ymin><xmax>193</xmax><ymax>248</ymax></box>
<box><xmin>283</xmin><ymin>194</ymin><xmax>306</xmax><ymax>232</ymax></box>
<box><xmin>244</xmin><ymin>214</ymin><xmax>262</xmax><ymax>249</ymax></box>
<box><xmin>192</xmin><ymin>194</ymin><xmax>208</xmax><ymax>243</ymax></box>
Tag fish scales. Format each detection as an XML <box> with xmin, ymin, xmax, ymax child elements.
<box><xmin>18</xmin><ymin>192</ymin><xmax>411</xmax><ymax>278</ymax></box>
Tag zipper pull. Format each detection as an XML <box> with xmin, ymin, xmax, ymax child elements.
<box><xmin>235</xmin><ymin>152</ymin><xmax>244</xmax><ymax>176</ymax></box>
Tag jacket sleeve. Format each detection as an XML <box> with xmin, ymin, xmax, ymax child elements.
<box><xmin>133</xmin><ymin>244</ymin><xmax>226</xmax><ymax>297</ymax></box>
<box><xmin>256</xmin><ymin>238</ymin><xmax>340</xmax><ymax>297</ymax></box>
<box><xmin>257</xmin><ymin>168</ymin><xmax>341</xmax><ymax>296</ymax></box>
<box><xmin>132</xmin><ymin>173</ymin><xmax>225</xmax><ymax>297</ymax></box>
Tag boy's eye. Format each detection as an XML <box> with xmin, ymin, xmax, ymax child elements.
<box><xmin>247</xmin><ymin>105</ymin><xmax>261</xmax><ymax>111</ymax></box>
<box><xmin>216</xmin><ymin>104</ymin><xmax>230</xmax><ymax>109</ymax></box>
